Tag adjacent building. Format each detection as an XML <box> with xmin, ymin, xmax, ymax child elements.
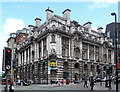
<box><xmin>14</xmin><ymin>8</ymin><xmax>115</xmax><ymax>84</ymax></box>
<box><xmin>105</xmin><ymin>22</ymin><xmax>120</xmax><ymax>48</ymax></box>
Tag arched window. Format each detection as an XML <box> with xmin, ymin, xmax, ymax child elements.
<box><xmin>74</xmin><ymin>63</ymin><xmax>79</xmax><ymax>68</ymax></box>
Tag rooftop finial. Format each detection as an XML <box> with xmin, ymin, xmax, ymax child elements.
<box><xmin>46</xmin><ymin>7</ymin><xmax>53</xmax><ymax>13</ymax></box>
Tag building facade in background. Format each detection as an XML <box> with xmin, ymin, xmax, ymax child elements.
<box><xmin>12</xmin><ymin>8</ymin><xmax>115</xmax><ymax>84</ymax></box>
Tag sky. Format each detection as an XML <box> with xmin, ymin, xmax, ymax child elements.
<box><xmin>0</xmin><ymin>0</ymin><xmax>119</xmax><ymax>75</ymax></box>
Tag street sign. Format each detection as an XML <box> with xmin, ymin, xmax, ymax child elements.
<box><xmin>48</xmin><ymin>66</ymin><xmax>50</xmax><ymax>74</ymax></box>
<box><xmin>6</xmin><ymin>65</ymin><xmax>11</xmax><ymax>71</ymax></box>
<box><xmin>117</xmin><ymin>62</ymin><xmax>120</xmax><ymax>69</ymax></box>
<box><xmin>118</xmin><ymin>73</ymin><xmax>120</xmax><ymax>77</ymax></box>
<box><xmin>117</xmin><ymin>69</ymin><xmax>120</xmax><ymax>73</ymax></box>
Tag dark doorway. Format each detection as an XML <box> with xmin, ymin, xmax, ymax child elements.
<box><xmin>63</xmin><ymin>62</ymin><xmax>69</xmax><ymax>79</ymax></box>
<box><xmin>75</xmin><ymin>73</ymin><xmax>78</xmax><ymax>80</ymax></box>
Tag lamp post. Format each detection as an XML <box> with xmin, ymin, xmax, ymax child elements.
<box><xmin>45</xmin><ymin>50</ymin><xmax>48</xmax><ymax>84</ymax></box>
<box><xmin>111</xmin><ymin>12</ymin><xmax>118</xmax><ymax>91</ymax></box>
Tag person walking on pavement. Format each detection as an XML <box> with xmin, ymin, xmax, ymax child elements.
<box><xmin>84</xmin><ymin>77</ymin><xmax>88</xmax><ymax>88</ymax></box>
<box><xmin>90</xmin><ymin>78</ymin><xmax>94</xmax><ymax>90</ymax></box>
<box><xmin>9</xmin><ymin>82</ymin><xmax>14</xmax><ymax>92</ymax></box>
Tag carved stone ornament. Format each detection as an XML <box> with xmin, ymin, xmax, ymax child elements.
<box><xmin>51</xmin><ymin>48</ymin><xmax>56</xmax><ymax>54</ymax></box>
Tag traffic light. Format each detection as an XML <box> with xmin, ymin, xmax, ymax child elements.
<box><xmin>13</xmin><ymin>59</ymin><xmax>16</xmax><ymax>68</ymax></box>
<box><xmin>109</xmin><ymin>66</ymin><xmax>112</xmax><ymax>73</ymax></box>
<box><xmin>107</xmin><ymin>69</ymin><xmax>110</xmax><ymax>74</ymax></box>
<box><xmin>4</xmin><ymin>47</ymin><xmax>12</xmax><ymax>71</ymax></box>
<box><xmin>45</xmin><ymin>60</ymin><xmax>47</xmax><ymax>65</ymax></box>
<box><xmin>98</xmin><ymin>69</ymin><xmax>101</xmax><ymax>74</ymax></box>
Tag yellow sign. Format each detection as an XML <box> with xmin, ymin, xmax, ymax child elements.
<box><xmin>50</xmin><ymin>62</ymin><xmax>56</xmax><ymax>66</ymax></box>
<box><xmin>17</xmin><ymin>75</ymin><xmax>20</xmax><ymax>78</ymax></box>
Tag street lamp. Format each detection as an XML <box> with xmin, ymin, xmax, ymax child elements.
<box><xmin>111</xmin><ymin>12</ymin><xmax>118</xmax><ymax>91</ymax></box>
<box><xmin>45</xmin><ymin>50</ymin><xmax>48</xmax><ymax>84</ymax></box>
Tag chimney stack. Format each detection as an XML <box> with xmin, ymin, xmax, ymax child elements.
<box><xmin>35</xmin><ymin>18</ymin><xmax>41</xmax><ymax>27</ymax></box>
<box><xmin>62</xmin><ymin>9</ymin><xmax>71</xmax><ymax>20</ymax></box>
<box><xmin>83</xmin><ymin>22</ymin><xmax>92</xmax><ymax>28</ymax></box>
<box><xmin>97</xmin><ymin>27</ymin><xmax>103</xmax><ymax>33</ymax></box>
<box><xmin>46</xmin><ymin>7</ymin><xmax>53</xmax><ymax>20</ymax></box>
<box><xmin>28</xmin><ymin>25</ymin><xmax>34</xmax><ymax>36</ymax></box>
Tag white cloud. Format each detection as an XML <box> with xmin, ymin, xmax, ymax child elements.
<box><xmin>3</xmin><ymin>18</ymin><xmax>24</xmax><ymax>33</ymax></box>
<box><xmin>88</xmin><ymin>0</ymin><xmax>119</xmax><ymax>10</ymax></box>
<box><xmin>15</xmin><ymin>5</ymin><xmax>25</xmax><ymax>8</ymax></box>
<box><xmin>0</xmin><ymin>18</ymin><xmax>24</xmax><ymax>72</ymax></box>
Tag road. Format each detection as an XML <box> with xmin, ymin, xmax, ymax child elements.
<box><xmin>1</xmin><ymin>82</ymin><xmax>120</xmax><ymax>92</ymax></box>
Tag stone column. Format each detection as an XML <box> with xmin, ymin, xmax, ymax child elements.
<box><xmin>107</xmin><ymin>48</ymin><xmax>108</xmax><ymax>63</ymax></box>
<box><xmin>80</xmin><ymin>41</ymin><xmax>82</xmax><ymax>60</ymax></box>
<box><xmin>37</xmin><ymin>43</ymin><xmax>39</xmax><ymax>59</ymax></box>
<box><xmin>25</xmin><ymin>50</ymin><xmax>26</xmax><ymax>64</ymax></box>
<box><xmin>28</xmin><ymin>48</ymin><xmax>29</xmax><ymax>62</ymax></box>
<box><xmin>22</xmin><ymin>52</ymin><xmax>23</xmax><ymax>65</ymax></box>
<box><xmin>94</xmin><ymin>46</ymin><xmax>95</xmax><ymax>61</ymax></box>
<box><xmin>46</xmin><ymin>36</ymin><xmax>49</xmax><ymax>55</ymax></box>
<box><xmin>88</xmin><ymin>44</ymin><xmax>89</xmax><ymax>60</ymax></box>
<box><xmin>18</xmin><ymin>53</ymin><xmax>21</xmax><ymax>66</ymax></box>
<box><xmin>41</xmin><ymin>40</ymin><xmax>43</xmax><ymax>57</ymax></box>
<box><xmin>69</xmin><ymin>38</ymin><xmax>71</xmax><ymax>57</ymax></box>
<box><xmin>59</xmin><ymin>36</ymin><xmax>62</xmax><ymax>57</ymax></box>
<box><xmin>35</xmin><ymin>43</ymin><xmax>37</xmax><ymax>61</ymax></box>
<box><xmin>30</xmin><ymin>45</ymin><xmax>32</xmax><ymax>63</ymax></box>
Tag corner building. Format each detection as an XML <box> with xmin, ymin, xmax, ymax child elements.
<box><xmin>17</xmin><ymin>8</ymin><xmax>115</xmax><ymax>84</ymax></box>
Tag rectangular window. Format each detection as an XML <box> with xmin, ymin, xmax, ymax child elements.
<box><xmin>51</xmin><ymin>34</ymin><xmax>55</xmax><ymax>42</ymax></box>
<box><xmin>62</xmin><ymin>49</ymin><xmax>65</xmax><ymax>56</ymax></box>
<box><xmin>107</xmin><ymin>32</ymin><xmax>110</xmax><ymax>38</ymax></box>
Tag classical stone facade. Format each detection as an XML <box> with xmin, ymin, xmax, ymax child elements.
<box><xmin>16</xmin><ymin>8</ymin><xmax>115</xmax><ymax>84</ymax></box>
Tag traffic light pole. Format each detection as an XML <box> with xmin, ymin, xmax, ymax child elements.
<box><xmin>111</xmin><ymin>12</ymin><xmax>118</xmax><ymax>91</ymax></box>
<box><xmin>114</xmin><ymin>13</ymin><xmax>118</xmax><ymax>91</ymax></box>
<box><xmin>6</xmin><ymin>71</ymin><xmax>8</xmax><ymax>92</ymax></box>
<box><xmin>47</xmin><ymin>57</ymin><xmax>48</xmax><ymax>85</ymax></box>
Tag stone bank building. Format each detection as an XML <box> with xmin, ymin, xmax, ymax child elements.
<box><xmin>16</xmin><ymin>8</ymin><xmax>115</xmax><ymax>84</ymax></box>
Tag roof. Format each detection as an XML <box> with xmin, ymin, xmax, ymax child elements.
<box><xmin>35</xmin><ymin>18</ymin><xmax>41</xmax><ymax>21</ymax></box>
<box><xmin>62</xmin><ymin>9</ymin><xmax>71</xmax><ymax>14</ymax></box>
<box><xmin>46</xmin><ymin>8</ymin><xmax>53</xmax><ymax>13</ymax></box>
<box><xmin>83</xmin><ymin>21</ymin><xmax>92</xmax><ymax>26</ymax></box>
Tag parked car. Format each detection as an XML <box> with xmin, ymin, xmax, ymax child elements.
<box><xmin>74</xmin><ymin>80</ymin><xmax>80</xmax><ymax>84</ymax></box>
<box><xmin>95</xmin><ymin>77</ymin><xmax>101</xmax><ymax>82</ymax></box>
<box><xmin>21</xmin><ymin>80</ymin><xmax>30</xmax><ymax>86</ymax></box>
<box><xmin>17</xmin><ymin>80</ymin><xmax>30</xmax><ymax>86</ymax></box>
<box><xmin>101</xmin><ymin>77</ymin><xmax>106</xmax><ymax>82</ymax></box>
<box><xmin>114</xmin><ymin>78</ymin><xmax>120</xmax><ymax>84</ymax></box>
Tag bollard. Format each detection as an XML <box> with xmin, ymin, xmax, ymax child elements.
<box><xmin>21</xmin><ymin>82</ymin><xmax>23</xmax><ymax>86</ymax></box>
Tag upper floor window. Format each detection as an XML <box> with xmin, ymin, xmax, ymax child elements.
<box><xmin>107</xmin><ymin>32</ymin><xmax>110</xmax><ymax>38</ymax></box>
<box><xmin>51</xmin><ymin>34</ymin><xmax>55</xmax><ymax>42</ymax></box>
<box><xmin>62</xmin><ymin>49</ymin><xmax>65</xmax><ymax>56</ymax></box>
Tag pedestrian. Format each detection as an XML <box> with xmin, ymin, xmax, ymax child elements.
<box><xmin>84</xmin><ymin>77</ymin><xmax>88</xmax><ymax>88</ymax></box>
<box><xmin>90</xmin><ymin>78</ymin><xmax>94</xmax><ymax>90</ymax></box>
<box><xmin>58</xmin><ymin>80</ymin><xmax>60</xmax><ymax>86</ymax></box>
<box><xmin>51</xmin><ymin>79</ymin><xmax>52</xmax><ymax>85</ymax></box>
<box><xmin>9</xmin><ymin>82</ymin><xmax>14</xmax><ymax>92</ymax></box>
<box><xmin>61</xmin><ymin>79</ymin><xmax>63</xmax><ymax>86</ymax></box>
